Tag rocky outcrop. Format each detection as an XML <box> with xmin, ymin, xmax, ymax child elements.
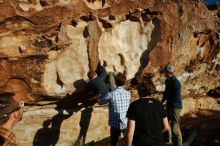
<box><xmin>1</xmin><ymin>1</ymin><xmax>218</xmax><ymax>145</ymax></box>
<box><xmin>0</xmin><ymin>0</ymin><xmax>219</xmax><ymax>101</ymax></box>
<box><xmin>13</xmin><ymin>95</ymin><xmax>220</xmax><ymax>146</ymax></box>
<box><xmin>14</xmin><ymin>106</ymin><xmax>110</xmax><ymax>146</ymax></box>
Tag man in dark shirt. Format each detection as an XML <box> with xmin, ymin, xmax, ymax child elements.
<box><xmin>126</xmin><ymin>79</ymin><xmax>170</xmax><ymax>146</ymax></box>
<box><xmin>161</xmin><ymin>65</ymin><xmax>182</xmax><ymax>146</ymax></box>
<box><xmin>88</xmin><ymin>65</ymin><xmax>109</xmax><ymax>98</ymax></box>
<box><xmin>87</xmin><ymin>60</ymin><xmax>116</xmax><ymax>99</ymax></box>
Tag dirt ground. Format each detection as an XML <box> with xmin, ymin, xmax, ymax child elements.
<box><xmin>91</xmin><ymin>109</ymin><xmax>220</xmax><ymax>146</ymax></box>
<box><xmin>182</xmin><ymin>110</ymin><xmax>220</xmax><ymax>146</ymax></box>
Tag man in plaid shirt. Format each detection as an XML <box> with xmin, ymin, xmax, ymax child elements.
<box><xmin>98</xmin><ymin>73</ymin><xmax>131</xmax><ymax>146</ymax></box>
<box><xmin>0</xmin><ymin>92</ymin><xmax>24</xmax><ymax>146</ymax></box>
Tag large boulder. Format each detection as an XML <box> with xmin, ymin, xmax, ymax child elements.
<box><xmin>0</xmin><ymin>0</ymin><xmax>219</xmax><ymax>101</ymax></box>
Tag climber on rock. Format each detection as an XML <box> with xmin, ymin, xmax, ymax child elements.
<box><xmin>87</xmin><ymin>60</ymin><xmax>116</xmax><ymax>100</ymax></box>
<box><xmin>88</xmin><ymin>61</ymin><xmax>131</xmax><ymax>146</ymax></box>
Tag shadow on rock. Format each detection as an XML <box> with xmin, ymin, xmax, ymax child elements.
<box><xmin>33</xmin><ymin>79</ymin><xmax>97</xmax><ymax>146</ymax></box>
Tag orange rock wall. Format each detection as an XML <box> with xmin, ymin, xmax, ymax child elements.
<box><xmin>0</xmin><ymin>0</ymin><xmax>219</xmax><ymax>102</ymax></box>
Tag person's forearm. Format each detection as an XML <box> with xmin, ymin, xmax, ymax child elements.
<box><xmin>97</xmin><ymin>94</ymin><xmax>110</xmax><ymax>105</ymax></box>
<box><xmin>126</xmin><ymin>120</ymin><xmax>135</xmax><ymax>146</ymax></box>
<box><xmin>98</xmin><ymin>97</ymin><xmax>107</xmax><ymax>105</ymax></box>
<box><xmin>126</xmin><ymin>134</ymin><xmax>133</xmax><ymax>146</ymax></box>
<box><xmin>162</xmin><ymin>127</ymin><xmax>169</xmax><ymax>133</ymax></box>
<box><xmin>162</xmin><ymin>117</ymin><xmax>170</xmax><ymax>133</ymax></box>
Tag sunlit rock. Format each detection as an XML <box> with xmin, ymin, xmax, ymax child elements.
<box><xmin>0</xmin><ymin>0</ymin><xmax>218</xmax><ymax>102</ymax></box>
<box><xmin>98</xmin><ymin>20</ymin><xmax>154</xmax><ymax>79</ymax></box>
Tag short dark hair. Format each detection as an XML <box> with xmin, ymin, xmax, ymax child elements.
<box><xmin>115</xmin><ymin>73</ymin><xmax>126</xmax><ymax>86</ymax></box>
<box><xmin>0</xmin><ymin>92</ymin><xmax>17</xmax><ymax>125</ymax></box>
<box><xmin>136</xmin><ymin>75</ymin><xmax>156</xmax><ymax>97</ymax></box>
<box><xmin>87</xmin><ymin>71</ymin><xmax>96</xmax><ymax>80</ymax></box>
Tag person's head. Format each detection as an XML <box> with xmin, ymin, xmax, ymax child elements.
<box><xmin>136</xmin><ymin>78</ymin><xmax>156</xmax><ymax>97</ymax></box>
<box><xmin>115</xmin><ymin>73</ymin><xmax>126</xmax><ymax>86</ymax></box>
<box><xmin>0</xmin><ymin>92</ymin><xmax>24</xmax><ymax>129</ymax></box>
<box><xmin>87</xmin><ymin>71</ymin><xmax>97</xmax><ymax>80</ymax></box>
<box><xmin>161</xmin><ymin>64</ymin><xmax>175</xmax><ymax>78</ymax></box>
<box><xmin>43</xmin><ymin>119</ymin><xmax>51</xmax><ymax>128</ymax></box>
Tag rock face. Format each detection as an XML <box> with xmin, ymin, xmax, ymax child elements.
<box><xmin>1</xmin><ymin>1</ymin><xmax>218</xmax><ymax>145</ymax></box>
<box><xmin>14</xmin><ymin>106</ymin><xmax>110</xmax><ymax>146</ymax></box>
<box><xmin>13</xmin><ymin>96</ymin><xmax>220</xmax><ymax>146</ymax></box>
<box><xmin>0</xmin><ymin>0</ymin><xmax>219</xmax><ymax>101</ymax></box>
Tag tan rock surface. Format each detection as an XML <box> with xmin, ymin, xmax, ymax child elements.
<box><xmin>14</xmin><ymin>106</ymin><xmax>110</xmax><ymax>146</ymax></box>
<box><xmin>0</xmin><ymin>0</ymin><xmax>218</xmax><ymax>104</ymax></box>
<box><xmin>0</xmin><ymin>1</ymin><xmax>217</xmax><ymax>145</ymax></box>
<box><xmin>14</xmin><ymin>95</ymin><xmax>220</xmax><ymax>146</ymax></box>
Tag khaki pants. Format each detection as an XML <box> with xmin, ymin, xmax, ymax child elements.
<box><xmin>167</xmin><ymin>108</ymin><xmax>182</xmax><ymax>146</ymax></box>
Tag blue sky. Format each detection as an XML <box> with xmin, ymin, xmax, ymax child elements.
<box><xmin>205</xmin><ymin>0</ymin><xmax>220</xmax><ymax>4</ymax></box>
